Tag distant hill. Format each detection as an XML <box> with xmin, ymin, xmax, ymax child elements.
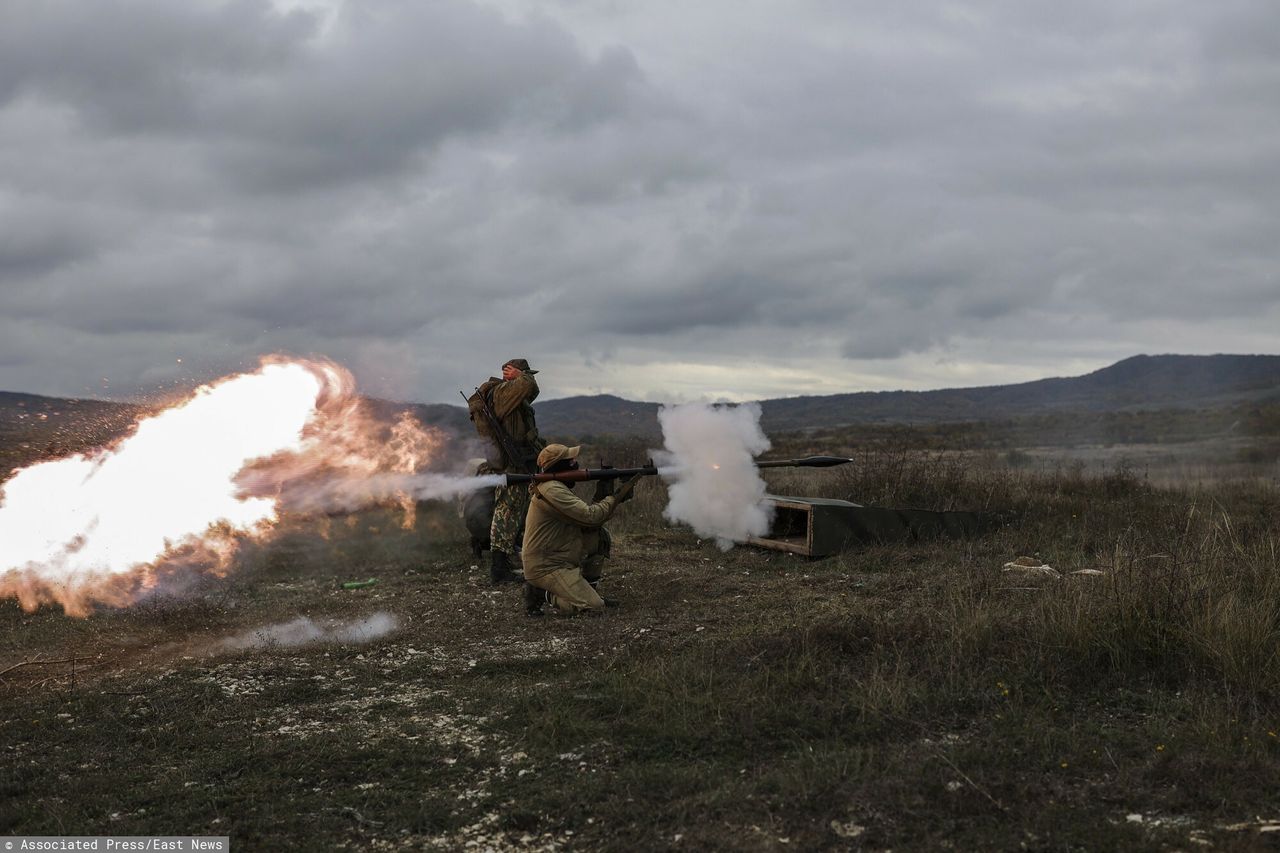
<box><xmin>757</xmin><ymin>353</ymin><xmax>1280</xmax><ymax>433</ymax></box>
<box><xmin>4</xmin><ymin>356</ymin><xmax>1279</xmax><ymax>463</ymax></box>
<box><xmin>536</xmin><ymin>354</ymin><xmax>1280</xmax><ymax>438</ymax></box>
<box><xmin>0</xmin><ymin>391</ymin><xmax>142</xmax><ymax>468</ymax></box>
<box><xmin>0</xmin><ymin>391</ymin><xmax>472</xmax><ymax>473</ymax></box>
<box><xmin>363</xmin><ymin>398</ymin><xmax>472</xmax><ymax>435</ymax></box>
<box><xmin>534</xmin><ymin>394</ymin><xmax>663</xmax><ymax>440</ymax></box>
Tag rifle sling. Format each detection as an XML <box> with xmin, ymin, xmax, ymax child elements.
<box><xmin>482</xmin><ymin>387</ymin><xmax>532</xmax><ymax>475</ymax></box>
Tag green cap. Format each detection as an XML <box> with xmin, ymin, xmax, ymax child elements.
<box><xmin>503</xmin><ymin>358</ymin><xmax>538</xmax><ymax>375</ymax></box>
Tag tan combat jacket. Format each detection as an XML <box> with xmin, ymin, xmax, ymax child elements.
<box><xmin>522</xmin><ymin>481</ymin><xmax>617</xmax><ymax>579</ymax></box>
<box><xmin>476</xmin><ymin>373</ymin><xmax>543</xmax><ymax>470</ymax></box>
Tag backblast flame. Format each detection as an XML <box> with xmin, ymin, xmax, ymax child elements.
<box><xmin>0</xmin><ymin>356</ymin><xmax>449</xmax><ymax>616</ymax></box>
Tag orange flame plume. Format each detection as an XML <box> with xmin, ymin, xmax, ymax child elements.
<box><xmin>0</xmin><ymin>356</ymin><xmax>445</xmax><ymax>616</ymax></box>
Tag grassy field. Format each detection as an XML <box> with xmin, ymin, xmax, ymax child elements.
<box><xmin>3</xmin><ymin>446</ymin><xmax>1280</xmax><ymax>850</ymax></box>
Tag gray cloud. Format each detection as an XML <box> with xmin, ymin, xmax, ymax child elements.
<box><xmin>0</xmin><ymin>0</ymin><xmax>312</xmax><ymax>128</ymax></box>
<box><xmin>1</xmin><ymin>0</ymin><xmax>1278</xmax><ymax>406</ymax></box>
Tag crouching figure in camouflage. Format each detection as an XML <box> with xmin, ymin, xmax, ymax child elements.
<box><xmin>521</xmin><ymin>444</ymin><xmax>640</xmax><ymax>616</ymax></box>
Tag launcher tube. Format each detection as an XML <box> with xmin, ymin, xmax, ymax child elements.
<box><xmin>502</xmin><ymin>455</ymin><xmax>853</xmax><ymax>485</ymax></box>
<box><xmin>503</xmin><ymin>465</ymin><xmax>660</xmax><ymax>485</ymax></box>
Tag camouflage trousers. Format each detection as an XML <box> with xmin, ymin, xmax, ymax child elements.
<box><xmin>490</xmin><ymin>483</ymin><xmax>530</xmax><ymax>555</ymax></box>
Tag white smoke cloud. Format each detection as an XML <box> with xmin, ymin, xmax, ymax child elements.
<box><xmin>654</xmin><ymin>402</ymin><xmax>773</xmax><ymax>550</ymax></box>
<box><xmin>217</xmin><ymin>611</ymin><xmax>399</xmax><ymax>652</ymax></box>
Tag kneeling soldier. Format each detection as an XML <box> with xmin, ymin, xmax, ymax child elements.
<box><xmin>521</xmin><ymin>444</ymin><xmax>639</xmax><ymax>616</ymax></box>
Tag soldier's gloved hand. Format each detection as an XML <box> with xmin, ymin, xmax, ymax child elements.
<box><xmin>593</xmin><ymin>464</ymin><xmax>616</xmax><ymax>502</ymax></box>
<box><xmin>614</xmin><ymin>474</ymin><xmax>642</xmax><ymax>505</ymax></box>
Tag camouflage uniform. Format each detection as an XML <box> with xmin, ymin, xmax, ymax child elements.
<box><xmin>472</xmin><ymin>362</ymin><xmax>545</xmax><ymax>558</ymax></box>
<box><xmin>489</xmin><ymin>482</ymin><xmax>528</xmax><ymax>557</ymax></box>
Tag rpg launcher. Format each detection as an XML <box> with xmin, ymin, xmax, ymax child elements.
<box><xmin>501</xmin><ymin>455</ymin><xmax>854</xmax><ymax>486</ymax></box>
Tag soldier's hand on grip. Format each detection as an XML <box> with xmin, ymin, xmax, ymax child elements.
<box><xmin>614</xmin><ymin>473</ymin><xmax>642</xmax><ymax>505</ymax></box>
<box><xmin>593</xmin><ymin>463</ymin><xmax>616</xmax><ymax>502</ymax></box>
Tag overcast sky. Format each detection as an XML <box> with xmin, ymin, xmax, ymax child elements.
<box><xmin>2</xmin><ymin>0</ymin><xmax>1277</xmax><ymax>405</ymax></box>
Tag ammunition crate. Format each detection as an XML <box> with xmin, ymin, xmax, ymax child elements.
<box><xmin>748</xmin><ymin>494</ymin><xmax>993</xmax><ymax>558</ymax></box>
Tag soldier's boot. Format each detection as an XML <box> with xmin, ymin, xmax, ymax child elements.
<box><xmin>584</xmin><ymin>554</ymin><xmax>619</xmax><ymax>608</ymax></box>
<box><xmin>489</xmin><ymin>551</ymin><xmax>521</xmax><ymax>586</ymax></box>
<box><xmin>523</xmin><ymin>583</ymin><xmax>546</xmax><ymax>617</ymax></box>
<box><xmin>587</xmin><ymin>581</ymin><xmax>620</xmax><ymax>608</ymax></box>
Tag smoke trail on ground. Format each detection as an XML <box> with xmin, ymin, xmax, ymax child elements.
<box><xmin>216</xmin><ymin>612</ymin><xmax>399</xmax><ymax>651</ymax></box>
<box><xmin>654</xmin><ymin>402</ymin><xmax>773</xmax><ymax>550</ymax></box>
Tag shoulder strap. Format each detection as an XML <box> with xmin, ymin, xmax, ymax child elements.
<box><xmin>533</xmin><ymin>483</ymin><xmax>606</xmax><ymax>529</ymax></box>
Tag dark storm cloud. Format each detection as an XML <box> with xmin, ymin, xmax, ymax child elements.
<box><xmin>1</xmin><ymin>0</ymin><xmax>642</xmax><ymax>190</ymax></box>
<box><xmin>207</xmin><ymin>4</ymin><xmax>640</xmax><ymax>191</ymax></box>
<box><xmin>0</xmin><ymin>0</ymin><xmax>312</xmax><ymax>128</ymax></box>
<box><xmin>0</xmin><ymin>202</ymin><xmax>103</xmax><ymax>278</ymax></box>
<box><xmin>1</xmin><ymin>0</ymin><xmax>1278</xmax><ymax>403</ymax></box>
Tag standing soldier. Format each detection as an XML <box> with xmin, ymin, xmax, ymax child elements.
<box><xmin>467</xmin><ymin>358</ymin><xmax>545</xmax><ymax>585</ymax></box>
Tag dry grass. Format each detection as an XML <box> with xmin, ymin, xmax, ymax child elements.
<box><xmin>3</xmin><ymin>448</ymin><xmax>1280</xmax><ymax>850</ymax></box>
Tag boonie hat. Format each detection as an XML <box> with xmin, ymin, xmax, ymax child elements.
<box><xmin>503</xmin><ymin>358</ymin><xmax>538</xmax><ymax>375</ymax></box>
<box><xmin>537</xmin><ymin>443</ymin><xmax>580</xmax><ymax>470</ymax></box>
